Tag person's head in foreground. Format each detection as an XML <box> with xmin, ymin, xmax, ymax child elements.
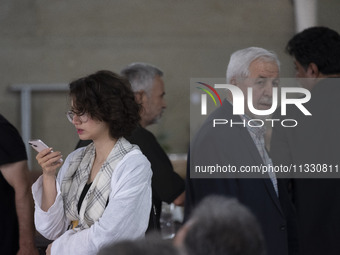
<box><xmin>98</xmin><ymin>235</ymin><xmax>181</xmax><ymax>255</ymax></box>
<box><xmin>174</xmin><ymin>195</ymin><xmax>266</xmax><ymax>255</ymax></box>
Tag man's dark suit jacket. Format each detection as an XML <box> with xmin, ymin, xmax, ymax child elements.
<box><xmin>270</xmin><ymin>79</ymin><xmax>340</xmax><ymax>255</ymax></box>
<box><xmin>185</xmin><ymin>100</ymin><xmax>298</xmax><ymax>255</ymax></box>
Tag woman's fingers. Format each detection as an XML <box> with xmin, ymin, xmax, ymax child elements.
<box><xmin>36</xmin><ymin>148</ymin><xmax>63</xmax><ymax>175</ymax></box>
<box><xmin>36</xmin><ymin>147</ymin><xmax>53</xmax><ymax>160</ymax></box>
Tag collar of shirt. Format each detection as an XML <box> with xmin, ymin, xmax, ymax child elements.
<box><xmin>239</xmin><ymin>114</ymin><xmax>278</xmax><ymax>196</ymax></box>
<box><xmin>240</xmin><ymin>114</ymin><xmax>266</xmax><ymax>139</ymax></box>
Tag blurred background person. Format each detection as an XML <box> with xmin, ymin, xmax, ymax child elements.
<box><xmin>98</xmin><ymin>234</ymin><xmax>181</xmax><ymax>255</ymax></box>
<box><xmin>185</xmin><ymin>47</ymin><xmax>298</xmax><ymax>255</ymax></box>
<box><xmin>270</xmin><ymin>26</ymin><xmax>340</xmax><ymax>255</ymax></box>
<box><xmin>0</xmin><ymin>114</ymin><xmax>39</xmax><ymax>255</ymax></box>
<box><xmin>32</xmin><ymin>71</ymin><xmax>152</xmax><ymax>255</ymax></box>
<box><xmin>175</xmin><ymin>195</ymin><xmax>265</xmax><ymax>255</ymax></box>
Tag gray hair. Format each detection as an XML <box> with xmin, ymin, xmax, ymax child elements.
<box><xmin>98</xmin><ymin>234</ymin><xmax>181</xmax><ymax>255</ymax></box>
<box><xmin>226</xmin><ymin>47</ymin><xmax>280</xmax><ymax>83</ymax></box>
<box><xmin>184</xmin><ymin>195</ymin><xmax>265</xmax><ymax>255</ymax></box>
<box><xmin>120</xmin><ymin>62</ymin><xmax>163</xmax><ymax>95</ymax></box>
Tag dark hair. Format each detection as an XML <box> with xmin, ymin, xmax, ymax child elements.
<box><xmin>184</xmin><ymin>196</ymin><xmax>265</xmax><ymax>255</ymax></box>
<box><xmin>69</xmin><ymin>70</ymin><xmax>141</xmax><ymax>139</ymax></box>
<box><xmin>286</xmin><ymin>26</ymin><xmax>340</xmax><ymax>74</ymax></box>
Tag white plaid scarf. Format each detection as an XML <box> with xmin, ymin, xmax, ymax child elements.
<box><xmin>61</xmin><ymin>137</ymin><xmax>137</xmax><ymax>230</ymax></box>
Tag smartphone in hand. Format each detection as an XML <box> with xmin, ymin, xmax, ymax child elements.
<box><xmin>28</xmin><ymin>139</ymin><xmax>63</xmax><ymax>163</ymax></box>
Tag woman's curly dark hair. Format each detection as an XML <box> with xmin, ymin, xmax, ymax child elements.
<box><xmin>69</xmin><ymin>70</ymin><xmax>141</xmax><ymax>139</ymax></box>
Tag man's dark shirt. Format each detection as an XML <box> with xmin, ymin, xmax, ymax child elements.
<box><xmin>76</xmin><ymin>126</ymin><xmax>185</xmax><ymax>232</ymax></box>
<box><xmin>0</xmin><ymin>114</ymin><xmax>28</xmax><ymax>255</ymax></box>
<box><xmin>270</xmin><ymin>79</ymin><xmax>340</xmax><ymax>255</ymax></box>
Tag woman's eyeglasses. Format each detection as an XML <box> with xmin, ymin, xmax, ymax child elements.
<box><xmin>66</xmin><ymin>110</ymin><xmax>89</xmax><ymax>123</ymax></box>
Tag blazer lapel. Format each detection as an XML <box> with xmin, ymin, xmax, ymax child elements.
<box><xmin>235</xmin><ymin>115</ymin><xmax>285</xmax><ymax>217</ymax></box>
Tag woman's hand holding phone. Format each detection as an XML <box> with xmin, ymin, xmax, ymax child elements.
<box><xmin>29</xmin><ymin>139</ymin><xmax>63</xmax><ymax>175</ymax></box>
<box><xmin>36</xmin><ymin>147</ymin><xmax>63</xmax><ymax>176</ymax></box>
<box><xmin>29</xmin><ymin>139</ymin><xmax>62</xmax><ymax>211</ymax></box>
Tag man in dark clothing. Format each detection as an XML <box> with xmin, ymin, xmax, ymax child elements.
<box><xmin>0</xmin><ymin>114</ymin><xmax>39</xmax><ymax>255</ymax></box>
<box><xmin>270</xmin><ymin>26</ymin><xmax>340</xmax><ymax>255</ymax></box>
<box><xmin>77</xmin><ymin>63</ymin><xmax>185</xmax><ymax>232</ymax></box>
<box><xmin>185</xmin><ymin>47</ymin><xmax>298</xmax><ymax>255</ymax></box>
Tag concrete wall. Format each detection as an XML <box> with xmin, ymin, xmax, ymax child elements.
<box><xmin>0</xmin><ymin>0</ymin><xmax>339</xmax><ymax>171</ymax></box>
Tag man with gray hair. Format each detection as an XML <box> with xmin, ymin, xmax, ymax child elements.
<box><xmin>77</xmin><ymin>63</ymin><xmax>185</xmax><ymax>232</ymax></box>
<box><xmin>121</xmin><ymin>63</ymin><xmax>185</xmax><ymax>232</ymax></box>
<box><xmin>185</xmin><ymin>47</ymin><xmax>298</xmax><ymax>255</ymax></box>
<box><xmin>120</xmin><ymin>63</ymin><xmax>166</xmax><ymax>127</ymax></box>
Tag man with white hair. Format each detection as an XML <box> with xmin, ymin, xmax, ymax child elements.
<box><xmin>175</xmin><ymin>195</ymin><xmax>266</xmax><ymax>255</ymax></box>
<box><xmin>185</xmin><ymin>47</ymin><xmax>298</xmax><ymax>255</ymax></box>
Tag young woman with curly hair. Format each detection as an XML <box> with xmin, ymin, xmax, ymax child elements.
<box><xmin>32</xmin><ymin>70</ymin><xmax>152</xmax><ymax>255</ymax></box>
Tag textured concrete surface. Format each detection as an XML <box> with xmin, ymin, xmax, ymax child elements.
<box><xmin>0</xmin><ymin>0</ymin><xmax>338</xmax><ymax>171</ymax></box>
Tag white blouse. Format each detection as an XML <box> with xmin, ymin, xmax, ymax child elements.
<box><xmin>32</xmin><ymin>147</ymin><xmax>152</xmax><ymax>255</ymax></box>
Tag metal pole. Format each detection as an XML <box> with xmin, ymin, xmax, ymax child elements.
<box><xmin>21</xmin><ymin>88</ymin><xmax>32</xmax><ymax>169</ymax></box>
<box><xmin>10</xmin><ymin>83</ymin><xmax>69</xmax><ymax>170</ymax></box>
<box><xmin>294</xmin><ymin>0</ymin><xmax>318</xmax><ymax>33</ymax></box>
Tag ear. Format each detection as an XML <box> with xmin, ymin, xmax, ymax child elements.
<box><xmin>134</xmin><ymin>90</ymin><xmax>147</xmax><ymax>104</ymax></box>
<box><xmin>306</xmin><ymin>62</ymin><xmax>320</xmax><ymax>78</ymax></box>
<box><xmin>226</xmin><ymin>78</ymin><xmax>237</xmax><ymax>101</ymax></box>
<box><xmin>230</xmin><ymin>78</ymin><xmax>237</xmax><ymax>86</ymax></box>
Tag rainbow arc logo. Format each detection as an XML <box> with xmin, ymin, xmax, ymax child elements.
<box><xmin>196</xmin><ymin>82</ymin><xmax>222</xmax><ymax>115</ymax></box>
